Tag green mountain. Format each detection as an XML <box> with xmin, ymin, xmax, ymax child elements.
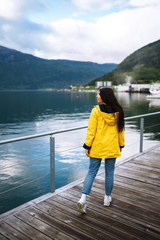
<box><xmin>0</xmin><ymin>46</ymin><xmax>117</xmax><ymax>89</ymax></box>
<box><xmin>89</xmin><ymin>39</ymin><xmax>160</xmax><ymax>86</ymax></box>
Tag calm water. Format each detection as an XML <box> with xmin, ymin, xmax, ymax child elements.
<box><xmin>0</xmin><ymin>90</ymin><xmax>160</xmax><ymax>214</ymax></box>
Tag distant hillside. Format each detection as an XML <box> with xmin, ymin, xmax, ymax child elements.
<box><xmin>0</xmin><ymin>46</ymin><xmax>117</xmax><ymax>89</ymax></box>
<box><xmin>89</xmin><ymin>39</ymin><xmax>160</xmax><ymax>86</ymax></box>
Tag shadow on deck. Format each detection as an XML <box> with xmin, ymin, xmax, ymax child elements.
<box><xmin>0</xmin><ymin>144</ymin><xmax>160</xmax><ymax>240</ymax></box>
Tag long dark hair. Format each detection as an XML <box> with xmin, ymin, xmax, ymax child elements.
<box><xmin>100</xmin><ymin>87</ymin><xmax>124</xmax><ymax>132</ymax></box>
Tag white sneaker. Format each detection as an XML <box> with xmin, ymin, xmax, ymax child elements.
<box><xmin>104</xmin><ymin>196</ymin><xmax>112</xmax><ymax>207</ymax></box>
<box><xmin>77</xmin><ymin>199</ymin><xmax>86</xmax><ymax>214</ymax></box>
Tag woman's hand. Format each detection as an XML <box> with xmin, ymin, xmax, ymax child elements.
<box><xmin>85</xmin><ymin>149</ymin><xmax>90</xmax><ymax>157</ymax></box>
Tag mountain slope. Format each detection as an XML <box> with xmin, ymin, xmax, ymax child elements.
<box><xmin>89</xmin><ymin>39</ymin><xmax>160</xmax><ymax>85</ymax></box>
<box><xmin>0</xmin><ymin>46</ymin><xmax>117</xmax><ymax>89</ymax></box>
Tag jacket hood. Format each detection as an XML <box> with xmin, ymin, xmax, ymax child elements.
<box><xmin>98</xmin><ymin>104</ymin><xmax>118</xmax><ymax>126</ymax></box>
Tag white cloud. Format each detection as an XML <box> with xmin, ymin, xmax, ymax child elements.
<box><xmin>129</xmin><ymin>0</ymin><xmax>159</xmax><ymax>7</ymax></box>
<box><xmin>0</xmin><ymin>0</ymin><xmax>160</xmax><ymax>63</ymax></box>
<box><xmin>0</xmin><ymin>0</ymin><xmax>49</xmax><ymax>19</ymax></box>
<box><xmin>72</xmin><ymin>0</ymin><xmax>127</xmax><ymax>11</ymax></box>
<box><xmin>94</xmin><ymin>5</ymin><xmax>160</xmax><ymax>61</ymax></box>
<box><xmin>34</xmin><ymin>4</ymin><xmax>160</xmax><ymax>63</ymax></box>
<box><xmin>72</xmin><ymin>0</ymin><xmax>160</xmax><ymax>11</ymax></box>
<box><xmin>0</xmin><ymin>0</ymin><xmax>20</xmax><ymax>19</ymax></box>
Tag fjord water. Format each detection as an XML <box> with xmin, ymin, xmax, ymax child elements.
<box><xmin>0</xmin><ymin>90</ymin><xmax>160</xmax><ymax>214</ymax></box>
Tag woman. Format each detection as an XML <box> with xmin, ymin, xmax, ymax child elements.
<box><xmin>77</xmin><ymin>87</ymin><xmax>125</xmax><ymax>214</ymax></box>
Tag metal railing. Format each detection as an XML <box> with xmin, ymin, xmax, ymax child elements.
<box><xmin>0</xmin><ymin>111</ymin><xmax>160</xmax><ymax>195</ymax></box>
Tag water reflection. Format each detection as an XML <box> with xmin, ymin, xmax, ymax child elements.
<box><xmin>0</xmin><ymin>91</ymin><xmax>95</xmax><ymax>124</ymax></box>
<box><xmin>147</xmin><ymin>98</ymin><xmax>160</xmax><ymax>108</ymax></box>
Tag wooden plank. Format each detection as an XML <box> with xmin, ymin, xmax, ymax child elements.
<box><xmin>56</xmin><ymin>189</ymin><xmax>160</xmax><ymax>239</ymax></box>
<box><xmin>21</xmin><ymin>206</ymin><xmax>105</xmax><ymax>240</ymax></box>
<box><xmin>94</xmin><ymin>178</ymin><xmax>160</xmax><ymax>209</ymax></box>
<box><xmin>16</xmin><ymin>210</ymin><xmax>74</xmax><ymax>240</ymax></box>
<box><xmin>121</xmin><ymin>161</ymin><xmax>160</xmax><ymax>173</ymax></box>
<box><xmin>61</xmin><ymin>187</ymin><xmax>159</xmax><ymax>234</ymax></box>
<box><xmin>131</xmin><ymin>153</ymin><xmax>160</xmax><ymax>168</ymax></box>
<box><xmin>89</xmin><ymin>185</ymin><xmax>160</xmax><ymax>225</ymax></box>
<box><xmin>151</xmin><ymin>147</ymin><xmax>160</xmax><ymax>153</ymax></box>
<box><xmin>97</xmin><ymin>174</ymin><xmax>160</xmax><ymax>196</ymax></box>
<box><xmin>0</xmin><ymin>234</ymin><xmax>9</xmax><ymax>240</ymax></box>
<box><xmin>113</xmin><ymin>175</ymin><xmax>160</xmax><ymax>195</ymax></box>
<box><xmin>46</xmin><ymin>194</ymin><xmax>160</xmax><ymax>240</ymax></box>
<box><xmin>72</xmin><ymin>184</ymin><xmax>160</xmax><ymax>227</ymax></box>
<box><xmin>118</xmin><ymin>163</ymin><xmax>160</xmax><ymax>178</ymax></box>
<box><xmin>117</xmin><ymin>165</ymin><xmax>160</xmax><ymax>180</ymax></box>
<box><xmin>113</xmin><ymin>184</ymin><xmax>160</xmax><ymax>209</ymax></box>
<box><xmin>4</xmin><ymin>215</ymin><xmax>52</xmax><ymax>240</ymax></box>
<box><xmin>0</xmin><ymin>221</ymin><xmax>30</xmax><ymax>240</ymax></box>
<box><xmin>134</xmin><ymin>155</ymin><xmax>160</xmax><ymax>164</ymax></box>
<box><xmin>114</xmin><ymin>168</ymin><xmax>160</xmax><ymax>186</ymax></box>
<box><xmin>77</xmin><ymin>178</ymin><xmax>160</xmax><ymax>206</ymax></box>
<box><xmin>34</xmin><ymin>201</ymin><xmax>122</xmax><ymax>240</ymax></box>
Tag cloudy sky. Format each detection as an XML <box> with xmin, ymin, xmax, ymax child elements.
<box><xmin>0</xmin><ymin>0</ymin><xmax>160</xmax><ymax>63</ymax></box>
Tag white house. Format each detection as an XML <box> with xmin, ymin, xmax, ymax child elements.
<box><xmin>96</xmin><ymin>81</ymin><xmax>112</xmax><ymax>88</ymax></box>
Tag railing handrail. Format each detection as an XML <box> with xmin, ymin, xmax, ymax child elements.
<box><xmin>0</xmin><ymin>111</ymin><xmax>160</xmax><ymax>146</ymax></box>
<box><xmin>0</xmin><ymin>126</ymin><xmax>87</xmax><ymax>145</ymax></box>
<box><xmin>124</xmin><ymin>111</ymin><xmax>160</xmax><ymax>120</ymax></box>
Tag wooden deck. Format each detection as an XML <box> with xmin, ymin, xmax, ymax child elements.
<box><xmin>0</xmin><ymin>144</ymin><xmax>160</xmax><ymax>240</ymax></box>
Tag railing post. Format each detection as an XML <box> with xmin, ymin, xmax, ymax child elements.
<box><xmin>140</xmin><ymin>117</ymin><xmax>144</xmax><ymax>153</ymax></box>
<box><xmin>50</xmin><ymin>136</ymin><xmax>55</xmax><ymax>193</ymax></box>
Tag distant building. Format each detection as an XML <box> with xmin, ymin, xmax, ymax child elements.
<box><xmin>115</xmin><ymin>84</ymin><xmax>151</xmax><ymax>93</ymax></box>
<box><xmin>70</xmin><ymin>85</ymin><xmax>77</xmax><ymax>89</ymax></box>
<box><xmin>96</xmin><ymin>81</ymin><xmax>112</xmax><ymax>88</ymax></box>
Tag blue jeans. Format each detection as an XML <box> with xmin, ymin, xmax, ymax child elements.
<box><xmin>82</xmin><ymin>157</ymin><xmax>116</xmax><ymax>196</ymax></box>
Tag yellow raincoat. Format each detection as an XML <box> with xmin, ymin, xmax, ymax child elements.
<box><xmin>84</xmin><ymin>105</ymin><xmax>125</xmax><ymax>158</ymax></box>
